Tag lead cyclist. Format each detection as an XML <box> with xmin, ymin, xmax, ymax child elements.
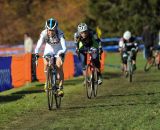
<box><xmin>34</xmin><ymin>18</ymin><xmax>66</xmax><ymax>96</ymax></box>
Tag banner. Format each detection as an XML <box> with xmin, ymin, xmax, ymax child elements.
<box><xmin>0</xmin><ymin>57</ymin><xmax>13</xmax><ymax>92</ymax></box>
<box><xmin>11</xmin><ymin>54</ymin><xmax>32</xmax><ymax>87</ymax></box>
<box><xmin>73</xmin><ymin>55</ymin><xmax>83</xmax><ymax>76</ymax></box>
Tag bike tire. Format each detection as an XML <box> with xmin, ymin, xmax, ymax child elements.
<box><xmin>55</xmin><ymin>94</ymin><xmax>61</xmax><ymax>108</ymax></box>
<box><xmin>128</xmin><ymin>60</ymin><xmax>133</xmax><ymax>82</ymax></box>
<box><xmin>46</xmin><ymin>69</ymin><xmax>54</xmax><ymax>110</ymax></box>
<box><xmin>93</xmin><ymin>68</ymin><xmax>98</xmax><ymax>97</ymax></box>
<box><xmin>144</xmin><ymin>57</ymin><xmax>155</xmax><ymax>72</ymax></box>
<box><xmin>85</xmin><ymin>64</ymin><xmax>92</xmax><ymax>99</ymax></box>
<box><xmin>53</xmin><ymin>74</ymin><xmax>61</xmax><ymax>108</ymax></box>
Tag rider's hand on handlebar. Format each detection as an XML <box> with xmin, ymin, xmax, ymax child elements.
<box><xmin>99</xmin><ymin>47</ymin><xmax>103</xmax><ymax>54</ymax></box>
<box><xmin>150</xmin><ymin>47</ymin><xmax>153</xmax><ymax>51</ymax></box>
<box><xmin>35</xmin><ymin>53</ymin><xmax>39</xmax><ymax>60</ymax></box>
<box><xmin>76</xmin><ymin>48</ymin><xmax>79</xmax><ymax>54</ymax></box>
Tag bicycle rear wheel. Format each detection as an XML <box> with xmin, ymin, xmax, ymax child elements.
<box><xmin>85</xmin><ymin>64</ymin><xmax>92</xmax><ymax>99</ymax></box>
<box><xmin>46</xmin><ymin>69</ymin><xmax>54</xmax><ymax>110</ymax></box>
<box><xmin>144</xmin><ymin>57</ymin><xmax>155</xmax><ymax>72</ymax></box>
<box><xmin>93</xmin><ymin>68</ymin><xmax>98</xmax><ymax>97</ymax></box>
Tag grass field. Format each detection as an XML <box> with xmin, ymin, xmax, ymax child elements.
<box><xmin>1</xmin><ymin>52</ymin><xmax>160</xmax><ymax>130</ymax></box>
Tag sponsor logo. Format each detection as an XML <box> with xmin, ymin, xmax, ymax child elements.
<box><xmin>0</xmin><ymin>69</ymin><xmax>11</xmax><ymax>86</ymax></box>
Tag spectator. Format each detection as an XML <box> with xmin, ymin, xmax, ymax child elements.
<box><xmin>142</xmin><ymin>25</ymin><xmax>154</xmax><ymax>59</ymax></box>
<box><xmin>24</xmin><ymin>33</ymin><xmax>33</xmax><ymax>53</ymax></box>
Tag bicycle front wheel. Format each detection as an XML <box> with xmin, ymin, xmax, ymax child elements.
<box><xmin>53</xmin><ymin>74</ymin><xmax>61</xmax><ymax>108</ymax></box>
<box><xmin>46</xmin><ymin>69</ymin><xmax>54</xmax><ymax>110</ymax></box>
<box><xmin>55</xmin><ymin>94</ymin><xmax>61</xmax><ymax>108</ymax></box>
<box><xmin>128</xmin><ymin>60</ymin><xmax>133</xmax><ymax>82</ymax></box>
<box><xmin>85</xmin><ymin>64</ymin><xmax>92</xmax><ymax>99</ymax></box>
<box><xmin>93</xmin><ymin>68</ymin><xmax>98</xmax><ymax>97</ymax></box>
<box><xmin>53</xmin><ymin>74</ymin><xmax>62</xmax><ymax>108</ymax></box>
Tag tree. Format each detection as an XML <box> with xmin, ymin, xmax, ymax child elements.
<box><xmin>86</xmin><ymin>0</ymin><xmax>160</xmax><ymax>37</ymax></box>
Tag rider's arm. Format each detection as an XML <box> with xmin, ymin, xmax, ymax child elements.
<box><xmin>57</xmin><ymin>36</ymin><xmax>67</xmax><ymax>56</ymax></box>
<box><xmin>131</xmin><ymin>37</ymin><xmax>139</xmax><ymax>52</ymax></box>
<box><xmin>74</xmin><ymin>32</ymin><xmax>79</xmax><ymax>43</ymax></box>
<box><xmin>134</xmin><ymin>42</ymin><xmax>139</xmax><ymax>52</ymax></box>
<box><xmin>118</xmin><ymin>38</ymin><xmax>124</xmax><ymax>52</ymax></box>
<box><xmin>35</xmin><ymin>31</ymin><xmax>45</xmax><ymax>54</ymax></box>
<box><xmin>74</xmin><ymin>32</ymin><xmax>80</xmax><ymax>53</ymax></box>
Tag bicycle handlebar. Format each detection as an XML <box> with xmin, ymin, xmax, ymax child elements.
<box><xmin>35</xmin><ymin>54</ymin><xmax>57</xmax><ymax>67</ymax></box>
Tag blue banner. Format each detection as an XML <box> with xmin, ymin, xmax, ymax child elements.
<box><xmin>73</xmin><ymin>55</ymin><xmax>83</xmax><ymax>76</ymax></box>
<box><xmin>0</xmin><ymin>57</ymin><xmax>13</xmax><ymax>92</ymax></box>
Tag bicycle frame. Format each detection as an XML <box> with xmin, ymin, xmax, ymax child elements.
<box><xmin>85</xmin><ymin>49</ymin><xmax>99</xmax><ymax>99</ymax></box>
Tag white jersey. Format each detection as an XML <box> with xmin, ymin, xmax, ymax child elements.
<box><xmin>119</xmin><ymin>38</ymin><xmax>125</xmax><ymax>48</ymax></box>
<box><xmin>35</xmin><ymin>28</ymin><xmax>66</xmax><ymax>57</ymax></box>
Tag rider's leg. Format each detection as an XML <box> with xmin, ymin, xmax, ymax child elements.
<box><xmin>145</xmin><ymin>47</ymin><xmax>152</xmax><ymax>63</ymax></box>
<box><xmin>56</xmin><ymin>56</ymin><xmax>64</xmax><ymax>88</ymax></box>
<box><xmin>43</xmin><ymin>58</ymin><xmax>49</xmax><ymax>78</ymax></box>
<box><xmin>124</xmin><ymin>63</ymin><xmax>127</xmax><ymax>72</ymax></box>
<box><xmin>94</xmin><ymin>58</ymin><xmax>102</xmax><ymax>85</ymax></box>
<box><xmin>132</xmin><ymin>53</ymin><xmax>137</xmax><ymax>70</ymax></box>
<box><xmin>43</xmin><ymin>58</ymin><xmax>49</xmax><ymax>90</ymax></box>
<box><xmin>56</xmin><ymin>56</ymin><xmax>64</xmax><ymax>96</ymax></box>
<box><xmin>79</xmin><ymin>53</ymin><xmax>87</xmax><ymax>84</ymax></box>
<box><xmin>120</xmin><ymin>52</ymin><xmax>124</xmax><ymax>72</ymax></box>
<box><xmin>122</xmin><ymin>54</ymin><xmax>127</xmax><ymax>72</ymax></box>
<box><xmin>79</xmin><ymin>53</ymin><xmax>87</xmax><ymax>77</ymax></box>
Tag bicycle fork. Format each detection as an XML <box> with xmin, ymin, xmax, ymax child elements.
<box><xmin>52</xmin><ymin>69</ymin><xmax>57</xmax><ymax>91</ymax></box>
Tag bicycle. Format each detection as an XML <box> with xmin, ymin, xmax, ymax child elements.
<box><xmin>85</xmin><ymin>47</ymin><xmax>99</xmax><ymax>99</ymax></box>
<box><xmin>127</xmin><ymin>50</ymin><xmax>135</xmax><ymax>82</ymax></box>
<box><xmin>144</xmin><ymin>48</ymin><xmax>160</xmax><ymax>72</ymax></box>
<box><xmin>122</xmin><ymin>48</ymin><xmax>136</xmax><ymax>82</ymax></box>
<box><xmin>35</xmin><ymin>55</ymin><xmax>62</xmax><ymax>110</ymax></box>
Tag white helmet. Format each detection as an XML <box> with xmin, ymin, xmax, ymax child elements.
<box><xmin>123</xmin><ymin>31</ymin><xmax>131</xmax><ymax>40</ymax></box>
<box><xmin>77</xmin><ymin>23</ymin><xmax>88</xmax><ymax>33</ymax></box>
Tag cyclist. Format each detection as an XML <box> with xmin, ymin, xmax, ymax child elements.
<box><xmin>119</xmin><ymin>31</ymin><xmax>138</xmax><ymax>75</ymax></box>
<box><xmin>74</xmin><ymin>23</ymin><xmax>103</xmax><ymax>85</ymax></box>
<box><xmin>35</xmin><ymin>18</ymin><xmax>66</xmax><ymax>96</ymax></box>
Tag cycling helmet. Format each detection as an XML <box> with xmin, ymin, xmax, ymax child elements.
<box><xmin>123</xmin><ymin>31</ymin><xmax>131</xmax><ymax>40</ymax></box>
<box><xmin>77</xmin><ymin>23</ymin><xmax>88</xmax><ymax>33</ymax></box>
<box><xmin>45</xmin><ymin>18</ymin><xmax>58</xmax><ymax>30</ymax></box>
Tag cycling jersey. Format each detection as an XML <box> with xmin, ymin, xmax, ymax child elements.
<box><xmin>75</xmin><ymin>32</ymin><xmax>99</xmax><ymax>52</ymax></box>
<box><xmin>35</xmin><ymin>28</ymin><xmax>66</xmax><ymax>57</ymax></box>
<box><xmin>119</xmin><ymin>37</ymin><xmax>138</xmax><ymax>64</ymax></box>
<box><xmin>74</xmin><ymin>31</ymin><xmax>100</xmax><ymax>70</ymax></box>
<box><xmin>119</xmin><ymin>37</ymin><xmax>138</xmax><ymax>51</ymax></box>
<box><xmin>74</xmin><ymin>28</ymin><xmax>102</xmax><ymax>48</ymax></box>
